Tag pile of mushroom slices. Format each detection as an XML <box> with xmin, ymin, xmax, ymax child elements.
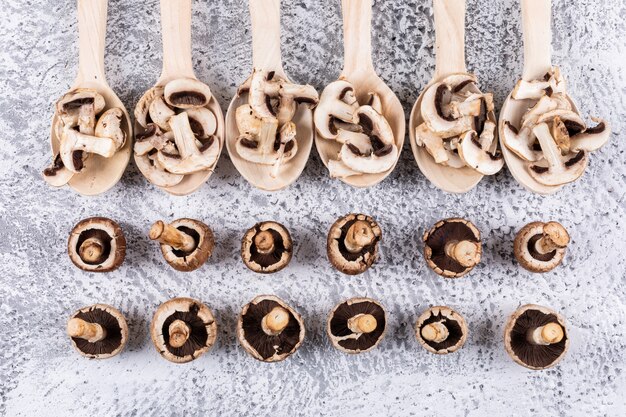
<box><xmin>315</xmin><ymin>80</ymin><xmax>399</xmax><ymax>178</ymax></box>
<box><xmin>43</xmin><ymin>89</ymin><xmax>127</xmax><ymax>187</ymax></box>
<box><xmin>415</xmin><ymin>73</ymin><xmax>504</xmax><ymax>176</ymax></box>
<box><xmin>235</xmin><ymin>69</ymin><xmax>319</xmax><ymax>177</ymax></box>
<box><xmin>133</xmin><ymin>78</ymin><xmax>220</xmax><ymax>188</ymax></box>
<box><xmin>502</xmin><ymin>66</ymin><xmax>611</xmax><ymax>187</ymax></box>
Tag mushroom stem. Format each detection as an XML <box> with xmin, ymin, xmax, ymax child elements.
<box><xmin>535</xmin><ymin>222</ymin><xmax>570</xmax><ymax>255</ymax></box>
<box><xmin>261</xmin><ymin>307</ymin><xmax>290</xmax><ymax>336</ymax></box>
<box><xmin>347</xmin><ymin>314</ymin><xmax>377</xmax><ymax>334</ymax></box>
<box><xmin>254</xmin><ymin>230</ymin><xmax>275</xmax><ymax>255</ymax></box>
<box><xmin>444</xmin><ymin>240</ymin><xmax>480</xmax><ymax>268</ymax></box>
<box><xmin>67</xmin><ymin>318</ymin><xmax>106</xmax><ymax>343</ymax></box>
<box><xmin>78</xmin><ymin>237</ymin><xmax>104</xmax><ymax>263</ymax></box>
<box><xmin>421</xmin><ymin>322</ymin><xmax>449</xmax><ymax>343</ymax></box>
<box><xmin>527</xmin><ymin>323</ymin><xmax>565</xmax><ymax>346</ymax></box>
<box><xmin>150</xmin><ymin>221</ymin><xmax>196</xmax><ymax>253</ymax></box>
<box><xmin>168</xmin><ymin>320</ymin><xmax>191</xmax><ymax>348</ymax></box>
<box><xmin>344</xmin><ymin>221</ymin><xmax>376</xmax><ymax>253</ymax></box>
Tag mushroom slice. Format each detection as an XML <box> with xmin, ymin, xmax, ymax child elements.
<box><xmin>457</xmin><ymin>123</ymin><xmax>504</xmax><ymax>175</ymax></box>
<box><xmin>339</xmin><ymin>141</ymin><xmax>398</xmax><ymax>174</ymax></box>
<box><xmin>95</xmin><ymin>108</ymin><xmax>126</xmax><ymax>150</ymax></box>
<box><xmin>56</xmin><ymin>88</ymin><xmax>105</xmax><ymax>132</ymax></box>
<box><xmin>327</xmin><ymin>159</ymin><xmax>362</xmax><ymax>179</ymax></box>
<box><xmin>148</xmin><ymin>95</ymin><xmax>176</xmax><ymax>131</ymax></box>
<box><xmin>248</xmin><ymin>69</ymin><xmax>277</xmax><ymax>119</ymax></box>
<box><xmin>440</xmin><ymin>137</ymin><xmax>466</xmax><ymax>169</ymax></box>
<box><xmin>366</xmin><ymin>92</ymin><xmax>383</xmax><ymax>114</ymax></box>
<box><xmin>60</xmin><ymin>128</ymin><xmax>117</xmax><ymax>173</ymax></box>
<box><xmin>327</xmin><ymin>297</ymin><xmax>387</xmax><ymax>354</ymax></box>
<box><xmin>415</xmin><ymin>306</ymin><xmax>468</xmax><ymax>355</ymax></box>
<box><xmin>445</xmin><ymin>93</ymin><xmax>488</xmax><ymax>119</ymax></box>
<box><xmin>421</xmin><ymin>82</ymin><xmax>473</xmax><ymax>137</ymax></box>
<box><xmin>68</xmin><ymin>217</ymin><xmax>126</xmax><ymax>273</ymax></box>
<box><xmin>164</xmin><ymin>78</ymin><xmax>213</xmax><ymax>109</ymax></box>
<box><xmin>134</xmin><ymin>124</ymin><xmax>167</xmax><ymax>156</ymax></box>
<box><xmin>67</xmin><ymin>304</ymin><xmax>129</xmax><ymax>359</ymax></box>
<box><xmin>135</xmin><ymin>153</ymin><xmax>184</xmax><ymax>188</ymax></box>
<box><xmin>271</xmin><ymin>122</ymin><xmax>298</xmax><ymax>178</ymax></box>
<box><xmin>150</xmin><ymin>298</ymin><xmax>218</xmax><ymax>364</ymax></box>
<box><xmin>236</xmin><ymin>104</ymin><xmax>263</xmax><ymax>136</ymax></box>
<box><xmin>514</xmin><ymin>221</ymin><xmax>570</xmax><ymax>273</ymax></box>
<box><xmin>184</xmin><ymin>107</ymin><xmax>217</xmax><ymax>139</ymax></box>
<box><xmin>512</xmin><ymin>67</ymin><xmax>567</xmax><ymax>100</ymax></box>
<box><xmin>441</xmin><ymin>73</ymin><xmax>478</xmax><ymax>92</ymax></box>
<box><xmin>423</xmin><ymin>218</ymin><xmax>481</xmax><ymax>279</ymax></box>
<box><xmin>327</xmin><ymin>214</ymin><xmax>382</xmax><ymax>275</ymax></box>
<box><xmin>235</xmin><ymin>121</ymin><xmax>296</xmax><ymax>166</ymax></box>
<box><xmin>357</xmin><ymin>105</ymin><xmax>394</xmax><ymax>146</ymax></box>
<box><xmin>570</xmin><ymin>118</ymin><xmax>611</xmax><ymax>152</ymax></box>
<box><xmin>237</xmin><ymin>295</ymin><xmax>305</xmax><ymax>363</ymax></box>
<box><xmin>43</xmin><ymin>153</ymin><xmax>75</xmax><ymax>187</ymax></box>
<box><xmin>241</xmin><ymin>221</ymin><xmax>293</xmax><ymax>274</ymax></box>
<box><xmin>314</xmin><ymin>79</ymin><xmax>360</xmax><ymax>140</ymax></box>
<box><xmin>149</xmin><ymin>219</ymin><xmax>215</xmax><ymax>272</ymax></box>
<box><xmin>336</xmin><ymin>130</ymin><xmax>372</xmax><ymax>154</ymax></box>
<box><xmin>415</xmin><ymin>123</ymin><xmax>450</xmax><ymax>164</ymax></box>
<box><xmin>528</xmin><ymin>123</ymin><xmax>588</xmax><ymax>186</ymax></box>
<box><xmin>135</xmin><ymin>86</ymin><xmax>164</xmax><ymax>128</ymax></box>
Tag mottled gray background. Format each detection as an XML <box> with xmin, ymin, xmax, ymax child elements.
<box><xmin>1</xmin><ymin>0</ymin><xmax>625</xmax><ymax>416</ymax></box>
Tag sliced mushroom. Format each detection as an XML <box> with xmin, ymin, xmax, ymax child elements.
<box><xmin>164</xmin><ymin>78</ymin><xmax>213</xmax><ymax>109</ymax></box>
<box><xmin>67</xmin><ymin>304</ymin><xmax>128</xmax><ymax>359</ymax></box>
<box><xmin>60</xmin><ymin>128</ymin><xmax>117</xmax><ymax>173</ymax></box>
<box><xmin>366</xmin><ymin>92</ymin><xmax>383</xmax><ymax>114</ymax></box>
<box><xmin>415</xmin><ymin>123</ymin><xmax>450</xmax><ymax>164</ymax></box>
<box><xmin>149</xmin><ymin>219</ymin><xmax>214</xmax><ymax>272</ymax></box>
<box><xmin>236</xmin><ymin>104</ymin><xmax>263</xmax><ymax>136</ymax></box>
<box><xmin>184</xmin><ymin>107</ymin><xmax>217</xmax><ymax>139</ymax></box>
<box><xmin>512</xmin><ymin>67</ymin><xmax>566</xmax><ymax>100</ymax></box>
<box><xmin>570</xmin><ymin>118</ymin><xmax>611</xmax><ymax>152</ymax></box>
<box><xmin>241</xmin><ymin>221</ymin><xmax>293</xmax><ymax>274</ymax></box>
<box><xmin>95</xmin><ymin>108</ymin><xmax>126</xmax><ymax>149</ymax></box>
<box><xmin>68</xmin><ymin>217</ymin><xmax>126</xmax><ymax>273</ymax></box>
<box><xmin>514</xmin><ymin>221</ymin><xmax>570</xmax><ymax>273</ymax></box>
<box><xmin>327</xmin><ymin>214</ymin><xmax>382</xmax><ymax>275</ymax></box>
<box><xmin>275</xmin><ymin>82</ymin><xmax>319</xmax><ymax>125</ymax></box>
<box><xmin>135</xmin><ymin>86</ymin><xmax>164</xmax><ymax>128</ymax></box>
<box><xmin>327</xmin><ymin>297</ymin><xmax>386</xmax><ymax>354</ymax></box>
<box><xmin>421</xmin><ymin>82</ymin><xmax>473</xmax><ymax>137</ymax></box>
<box><xmin>56</xmin><ymin>88</ymin><xmax>105</xmax><ymax>133</ymax></box>
<box><xmin>43</xmin><ymin>153</ymin><xmax>75</xmax><ymax>187</ymax></box>
<box><xmin>415</xmin><ymin>306</ymin><xmax>468</xmax><ymax>354</ymax></box>
<box><xmin>235</xmin><ymin>120</ymin><xmax>297</xmax><ymax>166</ymax></box>
<box><xmin>423</xmin><ymin>218</ymin><xmax>481</xmax><ymax>278</ymax></box>
<box><xmin>148</xmin><ymin>95</ymin><xmax>176</xmax><ymax>131</ymax></box>
<box><xmin>327</xmin><ymin>159</ymin><xmax>362</xmax><ymax>178</ymax></box>
<box><xmin>248</xmin><ymin>69</ymin><xmax>277</xmax><ymax>119</ymax></box>
<box><xmin>314</xmin><ymin>79</ymin><xmax>360</xmax><ymax>140</ymax></box>
<box><xmin>457</xmin><ymin>123</ymin><xmax>504</xmax><ymax>175</ymax></box>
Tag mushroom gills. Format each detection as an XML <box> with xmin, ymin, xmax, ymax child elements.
<box><xmin>70</xmin><ymin>308</ymin><xmax>124</xmax><ymax>356</ymax></box>
<box><xmin>328</xmin><ymin>300</ymin><xmax>386</xmax><ymax>351</ymax></box>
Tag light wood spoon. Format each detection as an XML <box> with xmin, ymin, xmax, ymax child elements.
<box><xmin>409</xmin><ymin>0</ymin><xmax>483</xmax><ymax>194</ymax></box>
<box><xmin>49</xmin><ymin>0</ymin><xmax>132</xmax><ymax>196</ymax></box>
<box><xmin>225</xmin><ymin>0</ymin><xmax>314</xmax><ymax>192</ymax></box>
<box><xmin>315</xmin><ymin>0</ymin><xmax>405</xmax><ymax>188</ymax></box>
<box><xmin>137</xmin><ymin>0</ymin><xmax>225</xmax><ymax>196</ymax></box>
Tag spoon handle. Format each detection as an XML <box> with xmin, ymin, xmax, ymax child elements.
<box><xmin>76</xmin><ymin>0</ymin><xmax>108</xmax><ymax>84</ymax></box>
<box><xmin>250</xmin><ymin>0</ymin><xmax>283</xmax><ymax>72</ymax></box>
<box><xmin>160</xmin><ymin>0</ymin><xmax>195</xmax><ymax>81</ymax></box>
<box><xmin>521</xmin><ymin>0</ymin><xmax>552</xmax><ymax>80</ymax></box>
<box><xmin>433</xmin><ymin>0</ymin><xmax>467</xmax><ymax>78</ymax></box>
<box><xmin>341</xmin><ymin>0</ymin><xmax>374</xmax><ymax>75</ymax></box>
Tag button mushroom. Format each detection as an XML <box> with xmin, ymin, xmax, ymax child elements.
<box><xmin>504</xmin><ymin>304</ymin><xmax>569</xmax><ymax>370</ymax></box>
<box><xmin>423</xmin><ymin>218</ymin><xmax>481</xmax><ymax>278</ymax></box>
<box><xmin>327</xmin><ymin>214</ymin><xmax>382</xmax><ymax>275</ymax></box>
<box><xmin>67</xmin><ymin>304</ymin><xmax>128</xmax><ymax>359</ymax></box>
<box><xmin>514</xmin><ymin>221</ymin><xmax>570</xmax><ymax>273</ymax></box>
<box><xmin>68</xmin><ymin>217</ymin><xmax>126</xmax><ymax>273</ymax></box>
<box><xmin>149</xmin><ymin>219</ymin><xmax>214</xmax><ymax>272</ymax></box>
<box><xmin>150</xmin><ymin>297</ymin><xmax>218</xmax><ymax>364</ymax></box>
<box><xmin>415</xmin><ymin>306</ymin><xmax>468</xmax><ymax>355</ymax></box>
<box><xmin>237</xmin><ymin>295</ymin><xmax>305</xmax><ymax>363</ymax></box>
<box><xmin>241</xmin><ymin>221</ymin><xmax>293</xmax><ymax>274</ymax></box>
<box><xmin>327</xmin><ymin>297</ymin><xmax>386</xmax><ymax>354</ymax></box>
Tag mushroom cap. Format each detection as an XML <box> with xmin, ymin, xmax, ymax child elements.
<box><xmin>423</xmin><ymin>218</ymin><xmax>481</xmax><ymax>278</ymax></box>
<box><xmin>414</xmin><ymin>306</ymin><xmax>468</xmax><ymax>355</ymax></box>
<box><xmin>327</xmin><ymin>214</ymin><xmax>382</xmax><ymax>275</ymax></box>
<box><xmin>68</xmin><ymin>304</ymin><xmax>128</xmax><ymax>359</ymax></box>
<box><xmin>514</xmin><ymin>222</ymin><xmax>568</xmax><ymax>273</ymax></box>
<box><xmin>504</xmin><ymin>304</ymin><xmax>569</xmax><ymax>370</ymax></box>
<box><xmin>241</xmin><ymin>221</ymin><xmax>293</xmax><ymax>274</ymax></box>
<box><xmin>158</xmin><ymin>219</ymin><xmax>214</xmax><ymax>272</ymax></box>
<box><xmin>67</xmin><ymin>217</ymin><xmax>126</xmax><ymax>273</ymax></box>
<box><xmin>150</xmin><ymin>297</ymin><xmax>218</xmax><ymax>364</ymax></box>
<box><xmin>327</xmin><ymin>297</ymin><xmax>387</xmax><ymax>354</ymax></box>
<box><xmin>237</xmin><ymin>295</ymin><xmax>305</xmax><ymax>362</ymax></box>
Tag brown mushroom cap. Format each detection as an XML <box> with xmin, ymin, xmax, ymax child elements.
<box><xmin>327</xmin><ymin>297</ymin><xmax>387</xmax><ymax>354</ymax></box>
<box><xmin>68</xmin><ymin>217</ymin><xmax>126</xmax><ymax>272</ymax></box>
<box><xmin>237</xmin><ymin>295</ymin><xmax>305</xmax><ymax>362</ymax></box>
<box><xmin>153</xmin><ymin>219</ymin><xmax>214</xmax><ymax>272</ymax></box>
<box><xmin>150</xmin><ymin>297</ymin><xmax>218</xmax><ymax>364</ymax></box>
<box><xmin>414</xmin><ymin>306</ymin><xmax>468</xmax><ymax>354</ymax></box>
<box><xmin>514</xmin><ymin>222</ymin><xmax>569</xmax><ymax>273</ymax></box>
<box><xmin>67</xmin><ymin>304</ymin><xmax>128</xmax><ymax>359</ymax></box>
<box><xmin>423</xmin><ymin>218</ymin><xmax>481</xmax><ymax>278</ymax></box>
<box><xmin>504</xmin><ymin>304</ymin><xmax>569</xmax><ymax>370</ymax></box>
<box><xmin>327</xmin><ymin>214</ymin><xmax>382</xmax><ymax>275</ymax></box>
<box><xmin>241</xmin><ymin>222</ymin><xmax>293</xmax><ymax>274</ymax></box>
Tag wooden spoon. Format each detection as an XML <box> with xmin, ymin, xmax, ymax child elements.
<box><xmin>409</xmin><ymin>0</ymin><xmax>483</xmax><ymax>194</ymax></box>
<box><xmin>138</xmin><ymin>0</ymin><xmax>225</xmax><ymax>196</ymax></box>
<box><xmin>499</xmin><ymin>0</ymin><xmax>569</xmax><ymax>194</ymax></box>
<box><xmin>225</xmin><ymin>0</ymin><xmax>314</xmax><ymax>192</ymax></box>
<box><xmin>49</xmin><ymin>0</ymin><xmax>131</xmax><ymax>196</ymax></box>
<box><xmin>315</xmin><ymin>0</ymin><xmax>405</xmax><ymax>188</ymax></box>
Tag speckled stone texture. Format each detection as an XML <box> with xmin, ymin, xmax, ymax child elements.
<box><xmin>1</xmin><ymin>0</ymin><xmax>625</xmax><ymax>415</ymax></box>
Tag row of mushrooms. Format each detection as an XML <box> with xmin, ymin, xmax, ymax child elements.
<box><xmin>67</xmin><ymin>300</ymin><xmax>569</xmax><ymax>370</ymax></box>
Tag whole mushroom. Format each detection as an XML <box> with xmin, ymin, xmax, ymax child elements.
<box><xmin>149</xmin><ymin>219</ymin><xmax>214</xmax><ymax>272</ymax></box>
<box><xmin>67</xmin><ymin>304</ymin><xmax>128</xmax><ymax>359</ymax></box>
<box><xmin>327</xmin><ymin>297</ymin><xmax>386</xmax><ymax>354</ymax></box>
<box><xmin>241</xmin><ymin>221</ymin><xmax>293</xmax><ymax>274</ymax></box>
<box><xmin>327</xmin><ymin>214</ymin><xmax>382</xmax><ymax>275</ymax></box>
<box><xmin>415</xmin><ymin>306</ymin><xmax>468</xmax><ymax>355</ymax></box>
<box><xmin>423</xmin><ymin>218</ymin><xmax>481</xmax><ymax>278</ymax></box>
<box><xmin>68</xmin><ymin>217</ymin><xmax>126</xmax><ymax>273</ymax></box>
<box><xmin>514</xmin><ymin>221</ymin><xmax>570</xmax><ymax>273</ymax></box>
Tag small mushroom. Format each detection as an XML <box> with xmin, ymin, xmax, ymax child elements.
<box><xmin>241</xmin><ymin>221</ymin><xmax>293</xmax><ymax>274</ymax></box>
<box><xmin>149</xmin><ymin>219</ymin><xmax>214</xmax><ymax>272</ymax></box>
<box><xmin>504</xmin><ymin>304</ymin><xmax>569</xmax><ymax>370</ymax></box>
<box><xmin>150</xmin><ymin>297</ymin><xmax>218</xmax><ymax>364</ymax></box>
<box><xmin>164</xmin><ymin>78</ymin><xmax>213</xmax><ymax>109</ymax></box>
<box><xmin>414</xmin><ymin>306</ymin><xmax>468</xmax><ymax>355</ymax></box>
<box><xmin>514</xmin><ymin>221</ymin><xmax>570</xmax><ymax>273</ymax></box>
<box><xmin>314</xmin><ymin>79</ymin><xmax>360</xmax><ymax>140</ymax></box>
<box><xmin>327</xmin><ymin>214</ymin><xmax>382</xmax><ymax>275</ymax></box>
<box><xmin>423</xmin><ymin>218</ymin><xmax>481</xmax><ymax>278</ymax></box>
<box><xmin>327</xmin><ymin>297</ymin><xmax>386</xmax><ymax>354</ymax></box>
<box><xmin>237</xmin><ymin>295</ymin><xmax>305</xmax><ymax>362</ymax></box>
<box><xmin>68</xmin><ymin>217</ymin><xmax>126</xmax><ymax>272</ymax></box>
<box><xmin>67</xmin><ymin>304</ymin><xmax>128</xmax><ymax>359</ymax></box>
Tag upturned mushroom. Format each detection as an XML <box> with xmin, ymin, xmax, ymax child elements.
<box><xmin>514</xmin><ymin>221</ymin><xmax>570</xmax><ymax>273</ymax></box>
<box><xmin>67</xmin><ymin>304</ymin><xmax>128</xmax><ymax>359</ymax></box>
<box><xmin>327</xmin><ymin>214</ymin><xmax>382</xmax><ymax>275</ymax></box>
<box><xmin>149</xmin><ymin>219</ymin><xmax>214</xmax><ymax>272</ymax></box>
<box><xmin>241</xmin><ymin>221</ymin><xmax>293</xmax><ymax>274</ymax></box>
<box><xmin>68</xmin><ymin>217</ymin><xmax>126</xmax><ymax>273</ymax></box>
<box><xmin>423</xmin><ymin>218</ymin><xmax>481</xmax><ymax>278</ymax></box>
<box><xmin>327</xmin><ymin>297</ymin><xmax>386</xmax><ymax>354</ymax></box>
<box><xmin>415</xmin><ymin>306</ymin><xmax>468</xmax><ymax>355</ymax></box>
<box><xmin>237</xmin><ymin>295</ymin><xmax>305</xmax><ymax>363</ymax></box>
<box><xmin>150</xmin><ymin>297</ymin><xmax>218</xmax><ymax>364</ymax></box>
<box><xmin>504</xmin><ymin>304</ymin><xmax>569</xmax><ymax>370</ymax></box>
